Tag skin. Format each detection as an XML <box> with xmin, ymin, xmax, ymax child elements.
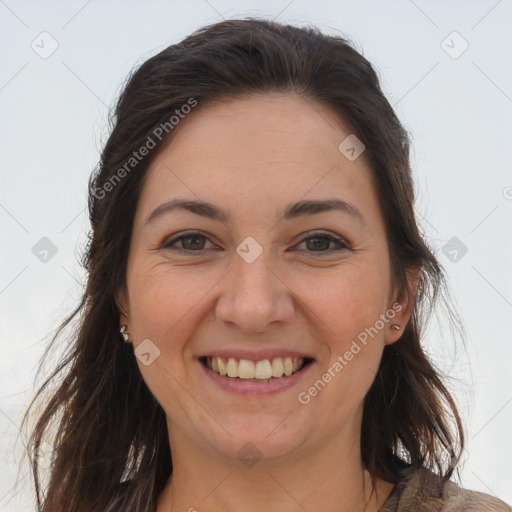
<box><xmin>117</xmin><ymin>92</ymin><xmax>418</xmax><ymax>512</ymax></box>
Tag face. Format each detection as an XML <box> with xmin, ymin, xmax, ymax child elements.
<box><xmin>117</xmin><ymin>92</ymin><xmax>414</xmax><ymax>464</ymax></box>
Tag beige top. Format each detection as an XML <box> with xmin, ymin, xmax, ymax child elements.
<box><xmin>114</xmin><ymin>467</ymin><xmax>511</xmax><ymax>511</ymax></box>
<box><xmin>380</xmin><ymin>467</ymin><xmax>511</xmax><ymax>511</ymax></box>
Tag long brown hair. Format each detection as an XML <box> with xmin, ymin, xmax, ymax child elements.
<box><xmin>21</xmin><ymin>17</ymin><xmax>465</xmax><ymax>511</ymax></box>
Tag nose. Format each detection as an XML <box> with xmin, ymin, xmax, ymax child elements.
<box><xmin>214</xmin><ymin>251</ymin><xmax>295</xmax><ymax>333</ymax></box>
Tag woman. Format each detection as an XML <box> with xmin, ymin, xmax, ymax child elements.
<box><xmin>22</xmin><ymin>18</ymin><xmax>510</xmax><ymax>512</ymax></box>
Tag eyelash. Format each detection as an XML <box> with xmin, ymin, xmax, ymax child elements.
<box><xmin>161</xmin><ymin>230</ymin><xmax>350</xmax><ymax>255</ymax></box>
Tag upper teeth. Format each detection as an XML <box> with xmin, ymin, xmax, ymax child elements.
<box><xmin>206</xmin><ymin>356</ymin><xmax>305</xmax><ymax>379</ymax></box>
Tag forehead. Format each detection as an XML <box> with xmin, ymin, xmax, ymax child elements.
<box><xmin>163</xmin><ymin>92</ymin><xmax>357</xmax><ymax>168</ymax></box>
<box><xmin>135</xmin><ymin>92</ymin><xmax>382</xmax><ymax>230</ymax></box>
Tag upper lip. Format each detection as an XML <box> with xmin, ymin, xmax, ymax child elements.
<box><xmin>198</xmin><ymin>349</ymin><xmax>315</xmax><ymax>362</ymax></box>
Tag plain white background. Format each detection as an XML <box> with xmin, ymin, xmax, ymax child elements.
<box><xmin>1</xmin><ymin>1</ymin><xmax>511</xmax><ymax>510</ymax></box>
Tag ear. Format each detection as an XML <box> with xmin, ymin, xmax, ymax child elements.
<box><xmin>115</xmin><ymin>286</ymin><xmax>130</xmax><ymax>327</ymax></box>
<box><xmin>384</xmin><ymin>267</ymin><xmax>420</xmax><ymax>345</ymax></box>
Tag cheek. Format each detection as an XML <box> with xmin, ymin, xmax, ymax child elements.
<box><xmin>127</xmin><ymin>269</ymin><xmax>210</xmax><ymax>413</ymax></box>
<box><xmin>290</xmin><ymin>262</ymin><xmax>388</xmax><ymax>403</ymax></box>
<box><xmin>321</xmin><ymin>269</ymin><xmax>388</xmax><ymax>409</ymax></box>
<box><xmin>129</xmin><ymin>264</ymin><xmax>213</xmax><ymax>332</ymax></box>
<box><xmin>127</xmin><ymin>264</ymin><xmax>228</xmax><ymax>381</ymax></box>
<box><xmin>287</xmin><ymin>260</ymin><xmax>389</xmax><ymax>341</ymax></box>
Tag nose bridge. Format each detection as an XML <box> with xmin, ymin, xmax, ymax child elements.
<box><xmin>215</xmin><ymin>247</ymin><xmax>293</xmax><ymax>332</ymax></box>
<box><xmin>235</xmin><ymin>250</ymin><xmax>275</xmax><ymax>299</ymax></box>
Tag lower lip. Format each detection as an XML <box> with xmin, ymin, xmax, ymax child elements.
<box><xmin>198</xmin><ymin>359</ymin><xmax>315</xmax><ymax>396</ymax></box>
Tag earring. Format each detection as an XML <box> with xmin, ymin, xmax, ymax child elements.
<box><xmin>391</xmin><ymin>324</ymin><xmax>400</xmax><ymax>331</ymax></box>
<box><xmin>120</xmin><ymin>324</ymin><xmax>132</xmax><ymax>343</ymax></box>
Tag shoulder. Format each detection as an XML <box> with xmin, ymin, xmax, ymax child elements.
<box><xmin>381</xmin><ymin>467</ymin><xmax>511</xmax><ymax>512</ymax></box>
<box><xmin>441</xmin><ymin>477</ymin><xmax>511</xmax><ymax>512</ymax></box>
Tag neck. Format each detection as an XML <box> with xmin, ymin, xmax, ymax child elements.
<box><xmin>156</xmin><ymin>421</ymin><xmax>394</xmax><ymax>512</ymax></box>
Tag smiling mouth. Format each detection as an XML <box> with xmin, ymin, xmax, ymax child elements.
<box><xmin>199</xmin><ymin>356</ymin><xmax>314</xmax><ymax>382</ymax></box>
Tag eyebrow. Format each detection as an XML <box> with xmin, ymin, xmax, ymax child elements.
<box><xmin>144</xmin><ymin>197</ymin><xmax>365</xmax><ymax>226</ymax></box>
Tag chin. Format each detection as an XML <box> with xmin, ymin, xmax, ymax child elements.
<box><xmin>200</xmin><ymin>414</ymin><xmax>313</xmax><ymax>464</ymax></box>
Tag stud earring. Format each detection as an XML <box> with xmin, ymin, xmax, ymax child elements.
<box><xmin>120</xmin><ymin>325</ymin><xmax>132</xmax><ymax>343</ymax></box>
<box><xmin>391</xmin><ymin>324</ymin><xmax>400</xmax><ymax>331</ymax></box>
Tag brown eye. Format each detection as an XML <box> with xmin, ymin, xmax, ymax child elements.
<box><xmin>296</xmin><ymin>231</ymin><xmax>349</xmax><ymax>254</ymax></box>
<box><xmin>161</xmin><ymin>230</ymin><xmax>349</xmax><ymax>255</ymax></box>
<box><xmin>162</xmin><ymin>231</ymin><xmax>214</xmax><ymax>252</ymax></box>
<box><xmin>305</xmin><ymin>236</ymin><xmax>330</xmax><ymax>251</ymax></box>
<box><xmin>180</xmin><ymin>235</ymin><xmax>206</xmax><ymax>250</ymax></box>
